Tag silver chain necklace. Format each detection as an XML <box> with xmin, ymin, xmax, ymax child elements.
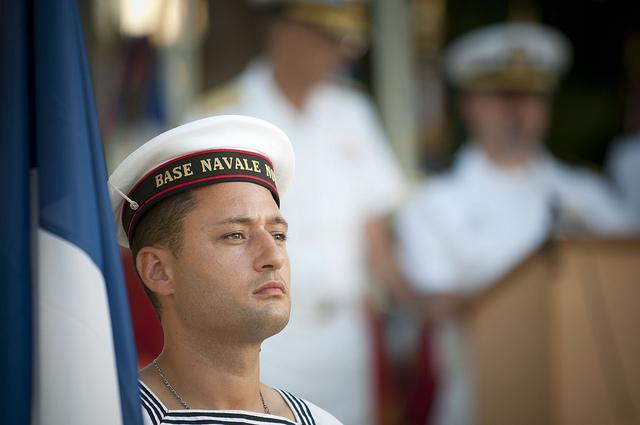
<box><xmin>152</xmin><ymin>359</ymin><xmax>270</xmax><ymax>414</ymax></box>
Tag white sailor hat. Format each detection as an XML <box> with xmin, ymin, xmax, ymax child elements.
<box><xmin>444</xmin><ymin>22</ymin><xmax>572</xmax><ymax>93</ymax></box>
<box><xmin>108</xmin><ymin>115</ymin><xmax>295</xmax><ymax>248</ymax></box>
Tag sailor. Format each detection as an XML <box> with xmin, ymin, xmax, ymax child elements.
<box><xmin>109</xmin><ymin>115</ymin><xmax>343</xmax><ymax>425</ymax></box>
<box><xmin>187</xmin><ymin>2</ymin><xmax>406</xmax><ymax>424</ymax></box>
<box><xmin>393</xmin><ymin>22</ymin><xmax>637</xmax><ymax>425</ymax></box>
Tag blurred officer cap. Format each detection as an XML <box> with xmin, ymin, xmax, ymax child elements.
<box><xmin>253</xmin><ymin>0</ymin><xmax>369</xmax><ymax>58</ymax></box>
<box><xmin>444</xmin><ymin>22</ymin><xmax>572</xmax><ymax>93</ymax></box>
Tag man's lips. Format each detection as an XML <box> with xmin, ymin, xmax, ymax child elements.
<box><xmin>252</xmin><ymin>280</ymin><xmax>287</xmax><ymax>296</ymax></box>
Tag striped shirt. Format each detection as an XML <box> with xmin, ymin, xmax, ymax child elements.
<box><xmin>139</xmin><ymin>381</ymin><xmax>343</xmax><ymax>425</ymax></box>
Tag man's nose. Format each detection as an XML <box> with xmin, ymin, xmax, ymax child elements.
<box><xmin>253</xmin><ymin>230</ymin><xmax>287</xmax><ymax>272</ymax></box>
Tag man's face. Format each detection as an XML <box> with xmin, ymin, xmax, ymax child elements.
<box><xmin>270</xmin><ymin>20</ymin><xmax>345</xmax><ymax>84</ymax></box>
<box><xmin>167</xmin><ymin>182</ymin><xmax>291</xmax><ymax>343</ymax></box>
<box><xmin>461</xmin><ymin>92</ymin><xmax>551</xmax><ymax>163</ymax></box>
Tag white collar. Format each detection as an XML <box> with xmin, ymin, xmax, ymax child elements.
<box><xmin>454</xmin><ymin>143</ymin><xmax>553</xmax><ymax>184</ymax></box>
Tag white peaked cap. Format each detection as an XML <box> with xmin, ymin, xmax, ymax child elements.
<box><xmin>445</xmin><ymin>22</ymin><xmax>572</xmax><ymax>92</ymax></box>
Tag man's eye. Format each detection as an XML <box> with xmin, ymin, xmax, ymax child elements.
<box><xmin>272</xmin><ymin>232</ymin><xmax>287</xmax><ymax>242</ymax></box>
<box><xmin>223</xmin><ymin>232</ymin><xmax>244</xmax><ymax>240</ymax></box>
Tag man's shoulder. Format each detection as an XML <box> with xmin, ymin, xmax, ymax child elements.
<box><xmin>608</xmin><ymin>132</ymin><xmax>640</xmax><ymax>170</ymax></box>
<box><xmin>329</xmin><ymin>75</ymin><xmax>367</xmax><ymax>94</ymax></box>
<box><xmin>304</xmin><ymin>402</ymin><xmax>344</xmax><ymax>425</ymax></box>
<box><xmin>546</xmin><ymin>153</ymin><xmax>611</xmax><ymax>191</ymax></box>
<box><xmin>196</xmin><ymin>79</ymin><xmax>243</xmax><ymax>114</ymax></box>
<box><xmin>320</xmin><ymin>76</ymin><xmax>373</xmax><ymax>108</ymax></box>
<box><xmin>277</xmin><ymin>389</ymin><xmax>344</xmax><ymax>425</ymax></box>
<box><xmin>395</xmin><ymin>171</ymin><xmax>472</xmax><ymax>234</ymax></box>
<box><xmin>182</xmin><ymin>78</ymin><xmax>247</xmax><ymax>123</ymax></box>
<box><xmin>410</xmin><ymin>171</ymin><xmax>463</xmax><ymax>205</ymax></box>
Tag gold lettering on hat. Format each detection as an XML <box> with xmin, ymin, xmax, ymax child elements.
<box><xmin>183</xmin><ymin>163</ymin><xmax>193</xmax><ymax>177</ymax></box>
<box><xmin>163</xmin><ymin>170</ymin><xmax>175</xmax><ymax>185</ymax></box>
<box><xmin>201</xmin><ymin>158</ymin><xmax>212</xmax><ymax>172</ymax></box>
<box><xmin>234</xmin><ymin>157</ymin><xmax>246</xmax><ymax>170</ymax></box>
<box><xmin>152</xmin><ymin>154</ymin><xmax>273</xmax><ymax>190</ymax></box>
<box><xmin>200</xmin><ymin>156</ymin><xmax>267</xmax><ymax>173</ymax></box>
<box><xmin>172</xmin><ymin>165</ymin><xmax>183</xmax><ymax>180</ymax></box>
<box><xmin>155</xmin><ymin>163</ymin><xmax>194</xmax><ymax>188</ymax></box>
<box><xmin>265</xmin><ymin>164</ymin><xmax>276</xmax><ymax>182</ymax></box>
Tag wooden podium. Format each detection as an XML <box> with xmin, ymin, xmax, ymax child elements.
<box><xmin>468</xmin><ymin>239</ymin><xmax>640</xmax><ymax>425</ymax></box>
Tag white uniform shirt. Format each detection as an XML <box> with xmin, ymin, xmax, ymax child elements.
<box><xmin>395</xmin><ymin>144</ymin><xmax>637</xmax><ymax>425</ymax></box>
<box><xmin>188</xmin><ymin>59</ymin><xmax>405</xmax><ymax>425</ymax></box>
<box><xmin>140</xmin><ymin>381</ymin><xmax>343</xmax><ymax>425</ymax></box>
<box><xmin>396</xmin><ymin>144</ymin><xmax>636</xmax><ymax>293</ymax></box>
<box><xmin>607</xmin><ymin>132</ymin><xmax>640</xmax><ymax>221</ymax></box>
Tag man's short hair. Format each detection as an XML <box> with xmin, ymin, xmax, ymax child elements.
<box><xmin>130</xmin><ymin>190</ymin><xmax>199</xmax><ymax>317</ymax></box>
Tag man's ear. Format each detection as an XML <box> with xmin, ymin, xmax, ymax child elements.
<box><xmin>136</xmin><ymin>246</ymin><xmax>176</xmax><ymax>296</ymax></box>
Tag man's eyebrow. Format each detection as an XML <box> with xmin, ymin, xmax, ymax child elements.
<box><xmin>214</xmin><ymin>215</ymin><xmax>288</xmax><ymax>228</ymax></box>
<box><xmin>271</xmin><ymin>215</ymin><xmax>289</xmax><ymax>228</ymax></box>
<box><xmin>216</xmin><ymin>216</ymin><xmax>253</xmax><ymax>226</ymax></box>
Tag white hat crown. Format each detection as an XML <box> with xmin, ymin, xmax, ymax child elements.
<box><xmin>445</xmin><ymin>22</ymin><xmax>572</xmax><ymax>91</ymax></box>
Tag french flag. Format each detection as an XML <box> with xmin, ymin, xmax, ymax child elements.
<box><xmin>1</xmin><ymin>0</ymin><xmax>143</xmax><ymax>424</ymax></box>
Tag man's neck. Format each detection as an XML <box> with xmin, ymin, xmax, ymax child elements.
<box><xmin>477</xmin><ymin>141</ymin><xmax>541</xmax><ymax>170</ymax></box>
<box><xmin>141</xmin><ymin>330</ymin><xmax>263</xmax><ymax>411</ymax></box>
<box><xmin>484</xmin><ymin>149</ymin><xmax>535</xmax><ymax>168</ymax></box>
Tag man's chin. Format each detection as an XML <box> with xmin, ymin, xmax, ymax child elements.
<box><xmin>265</xmin><ymin>310</ymin><xmax>291</xmax><ymax>337</ymax></box>
<box><xmin>251</xmin><ymin>307</ymin><xmax>291</xmax><ymax>340</ymax></box>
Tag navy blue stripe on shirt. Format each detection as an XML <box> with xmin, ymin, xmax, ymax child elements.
<box><xmin>141</xmin><ymin>397</ymin><xmax>161</xmax><ymax>425</ymax></box>
<box><xmin>281</xmin><ymin>391</ymin><xmax>308</xmax><ymax>424</ymax></box>
<box><xmin>140</xmin><ymin>383</ymin><xmax>167</xmax><ymax>421</ymax></box>
<box><xmin>295</xmin><ymin>398</ymin><xmax>316</xmax><ymax>425</ymax></box>
<box><xmin>162</xmin><ymin>419</ymin><xmax>267</xmax><ymax>424</ymax></box>
<box><xmin>278</xmin><ymin>390</ymin><xmax>314</xmax><ymax>425</ymax></box>
<box><xmin>163</xmin><ymin>420</ymin><xmax>245</xmax><ymax>424</ymax></box>
<box><xmin>140</xmin><ymin>381</ymin><xmax>310</xmax><ymax>425</ymax></box>
<box><xmin>140</xmin><ymin>382</ymin><xmax>167</xmax><ymax>414</ymax></box>
<box><xmin>162</xmin><ymin>411</ymin><xmax>293</xmax><ymax>424</ymax></box>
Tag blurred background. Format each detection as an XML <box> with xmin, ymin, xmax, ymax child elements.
<box><xmin>82</xmin><ymin>0</ymin><xmax>640</xmax><ymax>174</ymax></box>
<box><xmin>80</xmin><ymin>1</ymin><xmax>640</xmax><ymax>425</ymax></box>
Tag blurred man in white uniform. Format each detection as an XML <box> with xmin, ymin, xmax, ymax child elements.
<box><xmin>187</xmin><ymin>2</ymin><xmax>405</xmax><ymax>424</ymax></box>
<box><xmin>393</xmin><ymin>22</ymin><xmax>637</xmax><ymax>425</ymax></box>
<box><xmin>606</xmin><ymin>33</ymin><xmax>640</xmax><ymax>225</ymax></box>
<box><xmin>607</xmin><ymin>132</ymin><xmax>640</xmax><ymax>221</ymax></box>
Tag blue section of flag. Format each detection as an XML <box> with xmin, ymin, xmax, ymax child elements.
<box><xmin>1</xmin><ymin>0</ymin><xmax>143</xmax><ymax>424</ymax></box>
<box><xmin>0</xmin><ymin>0</ymin><xmax>33</xmax><ymax>423</ymax></box>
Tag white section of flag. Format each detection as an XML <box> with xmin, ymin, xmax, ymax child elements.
<box><xmin>32</xmin><ymin>228</ymin><xmax>123</xmax><ymax>425</ymax></box>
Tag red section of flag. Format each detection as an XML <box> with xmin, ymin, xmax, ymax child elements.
<box><xmin>121</xmin><ymin>248</ymin><xmax>163</xmax><ymax>369</ymax></box>
<box><xmin>406</xmin><ymin>325</ymin><xmax>438</xmax><ymax>425</ymax></box>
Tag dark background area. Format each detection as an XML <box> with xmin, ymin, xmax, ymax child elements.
<box><xmin>443</xmin><ymin>0</ymin><xmax>640</xmax><ymax>169</ymax></box>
